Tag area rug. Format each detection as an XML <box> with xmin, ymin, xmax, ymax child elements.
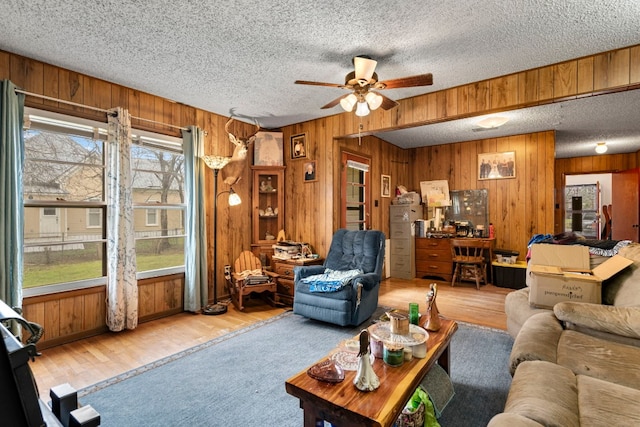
<box><xmin>78</xmin><ymin>311</ymin><xmax>513</xmax><ymax>426</ymax></box>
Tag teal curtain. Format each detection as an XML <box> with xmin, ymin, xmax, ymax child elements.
<box><xmin>106</xmin><ymin>107</ymin><xmax>138</xmax><ymax>331</ymax></box>
<box><xmin>182</xmin><ymin>126</ymin><xmax>209</xmax><ymax>311</ymax></box>
<box><xmin>0</xmin><ymin>80</ymin><xmax>25</xmax><ymax>309</ymax></box>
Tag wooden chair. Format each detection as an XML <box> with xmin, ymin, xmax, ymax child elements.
<box><xmin>229</xmin><ymin>251</ymin><xmax>278</xmax><ymax>311</ymax></box>
<box><xmin>450</xmin><ymin>239</ymin><xmax>490</xmax><ymax>289</ymax></box>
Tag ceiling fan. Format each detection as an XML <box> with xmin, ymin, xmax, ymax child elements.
<box><xmin>295</xmin><ymin>56</ymin><xmax>433</xmax><ymax>117</ymax></box>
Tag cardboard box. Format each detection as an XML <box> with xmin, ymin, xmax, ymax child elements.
<box><xmin>528</xmin><ymin>244</ymin><xmax>633</xmax><ymax>308</ymax></box>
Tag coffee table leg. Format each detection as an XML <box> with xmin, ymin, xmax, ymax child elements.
<box><xmin>438</xmin><ymin>343</ymin><xmax>451</xmax><ymax>374</ymax></box>
<box><xmin>302</xmin><ymin>401</ymin><xmax>322</xmax><ymax>427</ymax></box>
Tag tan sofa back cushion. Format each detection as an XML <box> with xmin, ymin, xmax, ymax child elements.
<box><xmin>603</xmin><ymin>242</ymin><xmax>640</xmax><ymax>307</ymax></box>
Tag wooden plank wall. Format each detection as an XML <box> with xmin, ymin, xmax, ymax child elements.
<box><xmin>408</xmin><ymin>131</ymin><xmax>555</xmax><ymax>258</ymax></box>
<box><xmin>3</xmin><ymin>42</ymin><xmax>640</xmax><ymax>346</ymax></box>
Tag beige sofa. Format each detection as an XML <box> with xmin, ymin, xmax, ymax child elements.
<box><xmin>489</xmin><ymin>243</ymin><xmax>640</xmax><ymax>426</ymax></box>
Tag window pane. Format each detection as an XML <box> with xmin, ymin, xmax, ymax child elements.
<box><xmin>23</xmin><ymin>241</ymin><xmax>105</xmax><ymax>288</ymax></box>
<box><xmin>136</xmin><ymin>237</ymin><xmax>185</xmax><ymax>271</ymax></box>
<box><xmin>24</xmin><ymin>207</ymin><xmax>104</xmax><ymax>242</ymax></box>
<box><xmin>24</xmin><ymin>129</ymin><xmax>104</xmax><ymax>202</ymax></box>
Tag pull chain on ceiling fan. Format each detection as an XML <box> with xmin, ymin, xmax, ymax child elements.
<box><xmin>295</xmin><ymin>55</ymin><xmax>433</xmax><ymax>117</ymax></box>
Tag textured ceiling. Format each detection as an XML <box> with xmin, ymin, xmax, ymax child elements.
<box><xmin>2</xmin><ymin>0</ymin><xmax>640</xmax><ymax>157</ymax></box>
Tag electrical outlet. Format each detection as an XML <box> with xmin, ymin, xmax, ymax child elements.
<box><xmin>224</xmin><ymin>265</ymin><xmax>231</xmax><ymax>275</ymax></box>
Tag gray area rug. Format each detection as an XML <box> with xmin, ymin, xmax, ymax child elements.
<box><xmin>78</xmin><ymin>310</ymin><xmax>513</xmax><ymax>426</ymax></box>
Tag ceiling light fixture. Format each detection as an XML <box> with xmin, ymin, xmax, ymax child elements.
<box><xmin>595</xmin><ymin>142</ymin><xmax>608</xmax><ymax>154</ymax></box>
<box><xmin>342</xmin><ymin>91</ymin><xmax>383</xmax><ymax>117</ymax></box>
<box><xmin>355</xmin><ymin>101</ymin><xmax>370</xmax><ymax>117</ymax></box>
<box><xmin>476</xmin><ymin>116</ymin><xmax>509</xmax><ymax>129</ymax></box>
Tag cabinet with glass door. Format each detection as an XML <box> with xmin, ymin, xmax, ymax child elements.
<box><xmin>251</xmin><ymin>166</ymin><xmax>285</xmax><ymax>267</ymax></box>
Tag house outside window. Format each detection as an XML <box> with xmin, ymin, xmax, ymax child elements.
<box><xmin>23</xmin><ymin>108</ymin><xmax>186</xmax><ymax>295</ymax></box>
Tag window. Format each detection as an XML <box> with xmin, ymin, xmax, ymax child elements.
<box><xmin>131</xmin><ymin>137</ymin><xmax>186</xmax><ymax>276</ymax></box>
<box><xmin>564</xmin><ymin>184</ymin><xmax>600</xmax><ymax>238</ymax></box>
<box><xmin>23</xmin><ymin>108</ymin><xmax>186</xmax><ymax>295</ymax></box>
<box><xmin>23</xmin><ymin>111</ymin><xmax>107</xmax><ymax>293</ymax></box>
<box><xmin>146</xmin><ymin>208</ymin><xmax>158</xmax><ymax>226</ymax></box>
<box><xmin>341</xmin><ymin>152</ymin><xmax>371</xmax><ymax>230</ymax></box>
<box><xmin>87</xmin><ymin>208</ymin><xmax>102</xmax><ymax>228</ymax></box>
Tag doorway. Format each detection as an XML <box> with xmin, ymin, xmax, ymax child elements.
<box><xmin>564</xmin><ymin>174</ymin><xmax>612</xmax><ymax>239</ymax></box>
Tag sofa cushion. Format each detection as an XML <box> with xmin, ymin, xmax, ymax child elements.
<box><xmin>554</xmin><ymin>302</ymin><xmax>640</xmax><ymax>343</ymax></box>
<box><xmin>504</xmin><ymin>288</ymin><xmax>550</xmax><ymax>338</ymax></box>
<box><xmin>603</xmin><ymin>242</ymin><xmax>640</xmax><ymax>306</ymax></box>
<box><xmin>577</xmin><ymin>374</ymin><xmax>640</xmax><ymax>426</ymax></box>
<box><xmin>556</xmin><ymin>330</ymin><xmax>640</xmax><ymax>390</ymax></box>
<box><xmin>505</xmin><ymin>361</ymin><xmax>579</xmax><ymax>427</ymax></box>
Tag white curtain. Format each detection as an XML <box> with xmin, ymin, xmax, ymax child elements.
<box><xmin>106</xmin><ymin>107</ymin><xmax>138</xmax><ymax>331</ymax></box>
<box><xmin>182</xmin><ymin>126</ymin><xmax>209</xmax><ymax>311</ymax></box>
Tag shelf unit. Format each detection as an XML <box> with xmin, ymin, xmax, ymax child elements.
<box><xmin>251</xmin><ymin>166</ymin><xmax>285</xmax><ymax>267</ymax></box>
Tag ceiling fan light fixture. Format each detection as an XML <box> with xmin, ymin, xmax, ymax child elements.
<box><xmin>365</xmin><ymin>91</ymin><xmax>383</xmax><ymax>110</ymax></box>
<box><xmin>353</xmin><ymin>56</ymin><xmax>377</xmax><ymax>82</ymax></box>
<box><xmin>355</xmin><ymin>101</ymin><xmax>370</xmax><ymax>117</ymax></box>
<box><xmin>340</xmin><ymin>94</ymin><xmax>357</xmax><ymax>112</ymax></box>
<box><xmin>477</xmin><ymin>116</ymin><xmax>509</xmax><ymax>129</ymax></box>
<box><xmin>595</xmin><ymin>142</ymin><xmax>608</xmax><ymax>154</ymax></box>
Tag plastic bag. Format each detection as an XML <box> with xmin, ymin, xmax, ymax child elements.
<box><xmin>395</xmin><ymin>386</ymin><xmax>440</xmax><ymax>427</ymax></box>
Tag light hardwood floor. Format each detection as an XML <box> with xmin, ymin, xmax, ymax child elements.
<box><xmin>29</xmin><ymin>277</ymin><xmax>512</xmax><ymax>400</ymax></box>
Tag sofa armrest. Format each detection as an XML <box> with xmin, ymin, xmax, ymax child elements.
<box><xmin>509</xmin><ymin>311</ymin><xmax>563</xmax><ymax>375</ymax></box>
<box><xmin>294</xmin><ymin>265</ymin><xmax>325</xmax><ymax>281</ymax></box>
<box><xmin>553</xmin><ymin>302</ymin><xmax>640</xmax><ymax>341</ymax></box>
<box><xmin>488</xmin><ymin>413</ymin><xmax>544</xmax><ymax>427</ymax></box>
<box><xmin>351</xmin><ymin>273</ymin><xmax>380</xmax><ymax>291</ymax></box>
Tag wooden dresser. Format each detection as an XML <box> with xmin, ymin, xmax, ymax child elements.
<box><xmin>272</xmin><ymin>258</ymin><xmax>324</xmax><ymax>305</ymax></box>
<box><xmin>415</xmin><ymin>237</ymin><xmax>453</xmax><ymax>282</ymax></box>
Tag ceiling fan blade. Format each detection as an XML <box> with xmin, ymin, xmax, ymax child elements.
<box><xmin>321</xmin><ymin>94</ymin><xmax>350</xmax><ymax>109</ymax></box>
<box><xmin>378</xmin><ymin>93</ymin><xmax>399</xmax><ymax>110</ymax></box>
<box><xmin>376</xmin><ymin>73</ymin><xmax>433</xmax><ymax>89</ymax></box>
<box><xmin>295</xmin><ymin>80</ymin><xmax>345</xmax><ymax>88</ymax></box>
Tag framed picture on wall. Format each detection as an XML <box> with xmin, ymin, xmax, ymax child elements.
<box><xmin>478</xmin><ymin>151</ymin><xmax>516</xmax><ymax>180</ymax></box>
<box><xmin>291</xmin><ymin>133</ymin><xmax>308</xmax><ymax>159</ymax></box>
<box><xmin>253</xmin><ymin>131</ymin><xmax>283</xmax><ymax>166</ymax></box>
<box><xmin>381</xmin><ymin>174</ymin><xmax>391</xmax><ymax>197</ymax></box>
<box><xmin>303</xmin><ymin>160</ymin><xmax>317</xmax><ymax>182</ymax></box>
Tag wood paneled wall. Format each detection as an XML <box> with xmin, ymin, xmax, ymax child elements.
<box><xmin>408</xmin><ymin>131</ymin><xmax>555</xmax><ymax>258</ymax></box>
<box><xmin>3</xmin><ymin>42</ymin><xmax>640</xmax><ymax>346</ymax></box>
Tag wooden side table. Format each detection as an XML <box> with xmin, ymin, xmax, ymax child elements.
<box><xmin>272</xmin><ymin>257</ymin><xmax>324</xmax><ymax>305</ymax></box>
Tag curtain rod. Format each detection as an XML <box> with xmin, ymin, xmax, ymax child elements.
<box><xmin>15</xmin><ymin>89</ymin><xmax>189</xmax><ymax>131</ymax></box>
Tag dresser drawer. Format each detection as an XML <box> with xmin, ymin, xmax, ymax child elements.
<box><xmin>415</xmin><ymin>238</ymin><xmax>450</xmax><ymax>250</ymax></box>
<box><xmin>274</xmin><ymin>263</ymin><xmax>296</xmax><ymax>278</ymax></box>
<box><xmin>416</xmin><ymin>260</ymin><xmax>452</xmax><ymax>280</ymax></box>
<box><xmin>277</xmin><ymin>278</ymin><xmax>294</xmax><ymax>297</ymax></box>
<box><xmin>415</xmin><ymin>247</ymin><xmax>452</xmax><ymax>263</ymax></box>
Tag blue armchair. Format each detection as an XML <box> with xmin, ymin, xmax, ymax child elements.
<box><xmin>293</xmin><ymin>229</ymin><xmax>386</xmax><ymax>326</ymax></box>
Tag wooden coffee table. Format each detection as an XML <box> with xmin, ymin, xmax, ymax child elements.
<box><xmin>285</xmin><ymin>318</ymin><xmax>458</xmax><ymax>427</ymax></box>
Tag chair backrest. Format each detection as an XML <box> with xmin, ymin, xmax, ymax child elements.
<box><xmin>324</xmin><ymin>229</ymin><xmax>386</xmax><ymax>276</ymax></box>
<box><xmin>451</xmin><ymin>238</ymin><xmax>488</xmax><ymax>261</ymax></box>
<box><xmin>234</xmin><ymin>250</ymin><xmax>262</xmax><ymax>273</ymax></box>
